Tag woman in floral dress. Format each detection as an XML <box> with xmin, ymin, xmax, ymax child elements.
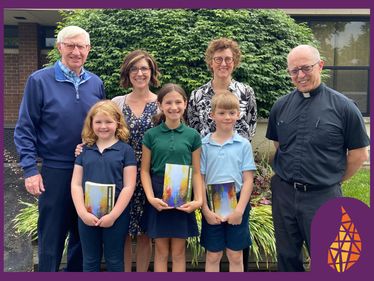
<box><xmin>112</xmin><ymin>50</ymin><xmax>160</xmax><ymax>272</ymax></box>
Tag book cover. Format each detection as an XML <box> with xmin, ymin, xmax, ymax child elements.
<box><xmin>84</xmin><ymin>181</ymin><xmax>115</xmax><ymax>218</ymax></box>
<box><xmin>162</xmin><ymin>163</ymin><xmax>193</xmax><ymax>207</ymax></box>
<box><xmin>207</xmin><ymin>182</ymin><xmax>237</xmax><ymax>218</ymax></box>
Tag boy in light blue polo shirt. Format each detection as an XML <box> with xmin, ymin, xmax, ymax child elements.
<box><xmin>200</xmin><ymin>91</ymin><xmax>256</xmax><ymax>272</ymax></box>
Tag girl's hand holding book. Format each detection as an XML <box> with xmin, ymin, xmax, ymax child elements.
<box><xmin>150</xmin><ymin>197</ymin><xmax>173</xmax><ymax>211</ymax></box>
<box><xmin>177</xmin><ymin>200</ymin><xmax>202</xmax><ymax>214</ymax></box>
<box><xmin>96</xmin><ymin>213</ymin><xmax>116</xmax><ymax>228</ymax></box>
<box><xmin>226</xmin><ymin>210</ymin><xmax>243</xmax><ymax>225</ymax></box>
<box><xmin>80</xmin><ymin>211</ymin><xmax>100</xmax><ymax>226</ymax></box>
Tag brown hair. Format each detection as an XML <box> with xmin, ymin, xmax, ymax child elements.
<box><xmin>205</xmin><ymin>38</ymin><xmax>241</xmax><ymax>72</ymax></box>
<box><xmin>120</xmin><ymin>49</ymin><xmax>160</xmax><ymax>88</ymax></box>
<box><xmin>152</xmin><ymin>83</ymin><xmax>188</xmax><ymax>124</ymax></box>
<box><xmin>211</xmin><ymin>90</ymin><xmax>240</xmax><ymax>113</ymax></box>
<box><xmin>82</xmin><ymin>100</ymin><xmax>130</xmax><ymax>146</ymax></box>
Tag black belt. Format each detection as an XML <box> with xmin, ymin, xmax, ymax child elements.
<box><xmin>280</xmin><ymin>177</ymin><xmax>335</xmax><ymax>192</ymax></box>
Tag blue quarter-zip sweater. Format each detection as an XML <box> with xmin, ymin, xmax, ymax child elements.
<box><xmin>14</xmin><ymin>61</ymin><xmax>105</xmax><ymax>178</ymax></box>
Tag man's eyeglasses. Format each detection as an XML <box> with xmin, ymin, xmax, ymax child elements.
<box><xmin>287</xmin><ymin>61</ymin><xmax>320</xmax><ymax>77</ymax></box>
<box><xmin>129</xmin><ymin>66</ymin><xmax>151</xmax><ymax>74</ymax></box>
<box><xmin>213</xmin><ymin>57</ymin><xmax>234</xmax><ymax>64</ymax></box>
<box><xmin>62</xmin><ymin>42</ymin><xmax>89</xmax><ymax>51</ymax></box>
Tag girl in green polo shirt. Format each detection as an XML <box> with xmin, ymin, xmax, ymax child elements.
<box><xmin>141</xmin><ymin>83</ymin><xmax>203</xmax><ymax>272</ymax></box>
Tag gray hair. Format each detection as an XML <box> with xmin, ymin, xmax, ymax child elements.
<box><xmin>287</xmin><ymin>45</ymin><xmax>321</xmax><ymax>63</ymax></box>
<box><xmin>56</xmin><ymin>26</ymin><xmax>90</xmax><ymax>45</ymax></box>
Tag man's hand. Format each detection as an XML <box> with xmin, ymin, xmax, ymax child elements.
<box><xmin>25</xmin><ymin>174</ymin><xmax>45</xmax><ymax>196</ymax></box>
<box><xmin>343</xmin><ymin>147</ymin><xmax>369</xmax><ymax>181</ymax></box>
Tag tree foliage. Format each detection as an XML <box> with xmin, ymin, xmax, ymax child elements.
<box><xmin>49</xmin><ymin>9</ymin><xmax>317</xmax><ymax>117</ymax></box>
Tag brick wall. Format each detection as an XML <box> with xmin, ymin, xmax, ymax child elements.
<box><xmin>4</xmin><ymin>23</ymin><xmax>39</xmax><ymax>125</ymax></box>
<box><xmin>4</xmin><ymin>53</ymin><xmax>21</xmax><ymax>123</ymax></box>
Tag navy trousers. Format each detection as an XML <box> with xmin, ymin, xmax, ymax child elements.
<box><xmin>78</xmin><ymin>208</ymin><xmax>130</xmax><ymax>272</ymax></box>
<box><xmin>271</xmin><ymin>174</ymin><xmax>342</xmax><ymax>272</ymax></box>
<box><xmin>38</xmin><ymin>166</ymin><xmax>82</xmax><ymax>271</ymax></box>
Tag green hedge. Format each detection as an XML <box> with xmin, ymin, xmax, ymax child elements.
<box><xmin>49</xmin><ymin>9</ymin><xmax>317</xmax><ymax>117</ymax></box>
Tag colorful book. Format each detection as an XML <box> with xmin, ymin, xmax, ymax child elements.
<box><xmin>207</xmin><ymin>182</ymin><xmax>237</xmax><ymax>218</ymax></box>
<box><xmin>84</xmin><ymin>181</ymin><xmax>115</xmax><ymax>218</ymax></box>
<box><xmin>163</xmin><ymin>163</ymin><xmax>193</xmax><ymax>207</ymax></box>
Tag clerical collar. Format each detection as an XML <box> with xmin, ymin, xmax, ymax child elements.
<box><xmin>299</xmin><ymin>83</ymin><xmax>324</xmax><ymax>98</ymax></box>
<box><xmin>302</xmin><ymin>92</ymin><xmax>310</xmax><ymax>98</ymax></box>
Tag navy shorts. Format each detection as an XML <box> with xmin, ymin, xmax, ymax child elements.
<box><xmin>200</xmin><ymin>195</ymin><xmax>252</xmax><ymax>252</ymax></box>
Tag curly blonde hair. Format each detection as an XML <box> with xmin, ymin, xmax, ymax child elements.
<box><xmin>82</xmin><ymin>100</ymin><xmax>130</xmax><ymax>146</ymax></box>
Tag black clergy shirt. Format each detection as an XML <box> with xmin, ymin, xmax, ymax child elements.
<box><xmin>266</xmin><ymin>83</ymin><xmax>369</xmax><ymax>186</ymax></box>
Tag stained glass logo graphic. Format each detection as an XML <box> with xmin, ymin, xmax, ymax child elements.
<box><xmin>327</xmin><ymin>206</ymin><xmax>362</xmax><ymax>272</ymax></box>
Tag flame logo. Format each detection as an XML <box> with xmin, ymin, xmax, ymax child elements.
<box><xmin>327</xmin><ymin>206</ymin><xmax>362</xmax><ymax>272</ymax></box>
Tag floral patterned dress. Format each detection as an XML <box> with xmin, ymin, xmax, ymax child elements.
<box><xmin>122</xmin><ymin>100</ymin><xmax>158</xmax><ymax>236</ymax></box>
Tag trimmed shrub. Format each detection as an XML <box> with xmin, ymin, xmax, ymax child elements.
<box><xmin>48</xmin><ymin>9</ymin><xmax>317</xmax><ymax>117</ymax></box>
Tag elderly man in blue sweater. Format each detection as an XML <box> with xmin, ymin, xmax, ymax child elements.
<box><xmin>14</xmin><ymin>25</ymin><xmax>105</xmax><ymax>271</ymax></box>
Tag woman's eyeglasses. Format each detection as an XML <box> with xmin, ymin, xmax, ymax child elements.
<box><xmin>129</xmin><ymin>66</ymin><xmax>151</xmax><ymax>74</ymax></box>
<box><xmin>213</xmin><ymin>57</ymin><xmax>234</xmax><ymax>64</ymax></box>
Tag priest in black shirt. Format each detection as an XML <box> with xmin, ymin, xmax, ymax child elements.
<box><xmin>266</xmin><ymin>44</ymin><xmax>369</xmax><ymax>272</ymax></box>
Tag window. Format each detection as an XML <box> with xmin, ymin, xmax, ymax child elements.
<box><xmin>39</xmin><ymin>26</ymin><xmax>56</xmax><ymax>49</ymax></box>
<box><xmin>4</xmin><ymin>25</ymin><xmax>18</xmax><ymax>48</ymax></box>
<box><xmin>324</xmin><ymin>69</ymin><xmax>369</xmax><ymax>113</ymax></box>
<box><xmin>293</xmin><ymin>16</ymin><xmax>370</xmax><ymax>116</ymax></box>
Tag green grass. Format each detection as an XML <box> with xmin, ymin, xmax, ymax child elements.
<box><xmin>342</xmin><ymin>168</ymin><xmax>370</xmax><ymax>206</ymax></box>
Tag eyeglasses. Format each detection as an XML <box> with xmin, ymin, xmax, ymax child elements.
<box><xmin>129</xmin><ymin>66</ymin><xmax>151</xmax><ymax>74</ymax></box>
<box><xmin>287</xmin><ymin>61</ymin><xmax>320</xmax><ymax>77</ymax></box>
<box><xmin>62</xmin><ymin>42</ymin><xmax>89</xmax><ymax>51</ymax></box>
<box><xmin>213</xmin><ymin>57</ymin><xmax>234</xmax><ymax>64</ymax></box>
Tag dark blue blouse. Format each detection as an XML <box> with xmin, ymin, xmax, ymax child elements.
<box><xmin>75</xmin><ymin>140</ymin><xmax>137</xmax><ymax>198</ymax></box>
